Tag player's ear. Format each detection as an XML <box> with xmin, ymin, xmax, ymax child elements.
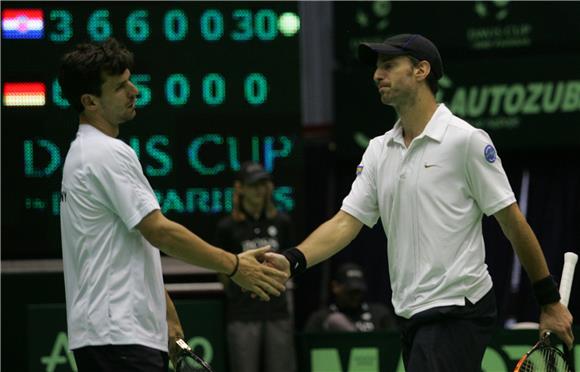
<box><xmin>414</xmin><ymin>60</ymin><xmax>431</xmax><ymax>82</ymax></box>
<box><xmin>80</xmin><ymin>94</ymin><xmax>98</xmax><ymax>111</ymax></box>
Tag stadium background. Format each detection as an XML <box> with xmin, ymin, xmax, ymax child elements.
<box><xmin>2</xmin><ymin>2</ymin><xmax>579</xmax><ymax>371</ymax></box>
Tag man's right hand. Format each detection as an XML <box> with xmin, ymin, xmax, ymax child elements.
<box><xmin>231</xmin><ymin>246</ymin><xmax>288</xmax><ymax>301</ymax></box>
<box><xmin>263</xmin><ymin>252</ymin><xmax>291</xmax><ymax>277</ymax></box>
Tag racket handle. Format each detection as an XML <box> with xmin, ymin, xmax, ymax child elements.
<box><xmin>559</xmin><ymin>252</ymin><xmax>578</xmax><ymax>308</ymax></box>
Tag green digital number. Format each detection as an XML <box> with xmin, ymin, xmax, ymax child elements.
<box><xmin>52</xmin><ymin>79</ymin><xmax>70</xmax><ymax>108</ymax></box>
<box><xmin>202</xmin><ymin>74</ymin><xmax>225</xmax><ymax>106</ymax></box>
<box><xmin>87</xmin><ymin>10</ymin><xmax>112</xmax><ymax>41</ymax></box>
<box><xmin>231</xmin><ymin>9</ymin><xmax>252</xmax><ymax>41</ymax></box>
<box><xmin>164</xmin><ymin>9</ymin><xmax>188</xmax><ymax>41</ymax></box>
<box><xmin>126</xmin><ymin>10</ymin><xmax>150</xmax><ymax>42</ymax></box>
<box><xmin>200</xmin><ymin>10</ymin><xmax>224</xmax><ymax>41</ymax></box>
<box><xmin>132</xmin><ymin>74</ymin><xmax>152</xmax><ymax>107</ymax></box>
<box><xmin>244</xmin><ymin>73</ymin><xmax>268</xmax><ymax>105</ymax></box>
<box><xmin>255</xmin><ymin>9</ymin><xmax>277</xmax><ymax>40</ymax></box>
<box><xmin>165</xmin><ymin>74</ymin><xmax>190</xmax><ymax>106</ymax></box>
<box><xmin>49</xmin><ymin>10</ymin><xmax>73</xmax><ymax>42</ymax></box>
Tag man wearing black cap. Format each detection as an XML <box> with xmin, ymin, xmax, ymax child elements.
<box><xmin>265</xmin><ymin>34</ymin><xmax>573</xmax><ymax>371</ymax></box>
<box><xmin>304</xmin><ymin>262</ymin><xmax>396</xmax><ymax>333</ymax></box>
<box><xmin>215</xmin><ymin>161</ymin><xmax>296</xmax><ymax>372</ymax></box>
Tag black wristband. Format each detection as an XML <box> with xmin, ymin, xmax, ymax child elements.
<box><xmin>282</xmin><ymin>247</ymin><xmax>307</xmax><ymax>278</ymax></box>
<box><xmin>228</xmin><ymin>254</ymin><xmax>240</xmax><ymax>278</ymax></box>
<box><xmin>532</xmin><ymin>275</ymin><xmax>561</xmax><ymax>306</ymax></box>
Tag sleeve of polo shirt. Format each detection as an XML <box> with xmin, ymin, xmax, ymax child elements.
<box><xmin>340</xmin><ymin>140</ymin><xmax>380</xmax><ymax>227</ymax></box>
<box><xmin>92</xmin><ymin>142</ymin><xmax>160</xmax><ymax>230</ymax></box>
<box><xmin>465</xmin><ymin>129</ymin><xmax>516</xmax><ymax>216</ymax></box>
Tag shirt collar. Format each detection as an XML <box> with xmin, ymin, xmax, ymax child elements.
<box><xmin>389</xmin><ymin>119</ymin><xmax>405</xmax><ymax>147</ymax></box>
<box><xmin>387</xmin><ymin>103</ymin><xmax>450</xmax><ymax>146</ymax></box>
<box><xmin>422</xmin><ymin>103</ymin><xmax>450</xmax><ymax>143</ymax></box>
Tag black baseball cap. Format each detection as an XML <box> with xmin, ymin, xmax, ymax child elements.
<box><xmin>236</xmin><ymin>161</ymin><xmax>270</xmax><ymax>185</ymax></box>
<box><xmin>335</xmin><ymin>263</ymin><xmax>367</xmax><ymax>292</ymax></box>
<box><xmin>358</xmin><ymin>34</ymin><xmax>443</xmax><ymax>80</ymax></box>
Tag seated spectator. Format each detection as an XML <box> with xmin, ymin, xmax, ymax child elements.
<box><xmin>304</xmin><ymin>262</ymin><xmax>396</xmax><ymax>332</ymax></box>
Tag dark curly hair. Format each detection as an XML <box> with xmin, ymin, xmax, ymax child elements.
<box><xmin>57</xmin><ymin>38</ymin><xmax>134</xmax><ymax>112</ymax></box>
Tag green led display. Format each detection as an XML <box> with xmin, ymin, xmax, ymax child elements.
<box><xmin>254</xmin><ymin>9</ymin><xmax>277</xmax><ymax>40</ymax></box>
<box><xmin>230</xmin><ymin>9</ymin><xmax>278</xmax><ymax>41</ymax></box>
<box><xmin>263</xmin><ymin>136</ymin><xmax>292</xmax><ymax>171</ymax></box>
<box><xmin>132</xmin><ymin>74</ymin><xmax>152</xmax><ymax>107</ymax></box>
<box><xmin>244</xmin><ymin>73</ymin><xmax>268</xmax><ymax>105</ymax></box>
<box><xmin>200</xmin><ymin>9</ymin><xmax>224</xmax><ymax>41</ymax></box>
<box><xmin>231</xmin><ymin>9</ymin><xmax>252</xmax><ymax>40</ymax></box>
<box><xmin>188</xmin><ymin>134</ymin><xmax>226</xmax><ymax>175</ymax></box>
<box><xmin>126</xmin><ymin>10</ymin><xmax>150</xmax><ymax>43</ymax></box>
<box><xmin>165</xmin><ymin>74</ymin><xmax>190</xmax><ymax>106</ymax></box>
<box><xmin>164</xmin><ymin>9</ymin><xmax>188</xmax><ymax>41</ymax></box>
<box><xmin>49</xmin><ymin>10</ymin><xmax>73</xmax><ymax>43</ymax></box>
<box><xmin>52</xmin><ymin>74</ymin><xmax>270</xmax><ymax>108</ymax></box>
<box><xmin>52</xmin><ymin>80</ymin><xmax>70</xmax><ymax>108</ymax></box>
<box><xmin>87</xmin><ymin>10</ymin><xmax>112</xmax><ymax>41</ymax></box>
<box><xmin>202</xmin><ymin>73</ymin><xmax>225</xmax><ymax>106</ymax></box>
<box><xmin>154</xmin><ymin>186</ymin><xmax>293</xmax><ymax>215</ymax></box>
<box><xmin>226</xmin><ymin>137</ymin><xmax>241</xmax><ymax>171</ymax></box>
<box><xmin>23</xmin><ymin>140</ymin><xmax>62</xmax><ymax>177</ymax></box>
<box><xmin>145</xmin><ymin>135</ymin><xmax>172</xmax><ymax>176</ymax></box>
<box><xmin>40</xmin><ymin>8</ymin><xmax>299</xmax><ymax>45</ymax></box>
<box><xmin>278</xmin><ymin>12</ymin><xmax>300</xmax><ymax>37</ymax></box>
<box><xmin>3</xmin><ymin>3</ymin><xmax>301</xmax><ymax>262</ymax></box>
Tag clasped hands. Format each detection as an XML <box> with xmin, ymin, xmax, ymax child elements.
<box><xmin>229</xmin><ymin>246</ymin><xmax>291</xmax><ymax>301</ymax></box>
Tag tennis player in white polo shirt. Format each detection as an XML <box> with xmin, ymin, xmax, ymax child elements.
<box><xmin>266</xmin><ymin>34</ymin><xmax>573</xmax><ymax>371</ymax></box>
<box><xmin>58</xmin><ymin>38</ymin><xmax>287</xmax><ymax>371</ymax></box>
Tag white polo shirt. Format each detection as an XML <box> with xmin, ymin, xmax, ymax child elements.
<box><xmin>342</xmin><ymin>104</ymin><xmax>516</xmax><ymax>319</ymax></box>
<box><xmin>60</xmin><ymin>124</ymin><xmax>167</xmax><ymax>351</ymax></box>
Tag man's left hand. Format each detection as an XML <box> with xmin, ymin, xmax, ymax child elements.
<box><xmin>168</xmin><ymin>321</ymin><xmax>185</xmax><ymax>367</ymax></box>
<box><xmin>539</xmin><ymin>301</ymin><xmax>574</xmax><ymax>349</ymax></box>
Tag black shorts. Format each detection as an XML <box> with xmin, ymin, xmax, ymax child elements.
<box><xmin>73</xmin><ymin>344</ymin><xmax>168</xmax><ymax>372</ymax></box>
<box><xmin>396</xmin><ymin>288</ymin><xmax>498</xmax><ymax>372</ymax></box>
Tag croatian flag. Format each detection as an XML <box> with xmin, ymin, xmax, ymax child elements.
<box><xmin>3</xmin><ymin>82</ymin><xmax>46</xmax><ymax>106</ymax></box>
<box><xmin>2</xmin><ymin>9</ymin><xmax>44</xmax><ymax>39</ymax></box>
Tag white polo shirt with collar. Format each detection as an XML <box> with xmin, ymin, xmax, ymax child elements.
<box><xmin>341</xmin><ymin>104</ymin><xmax>516</xmax><ymax>319</ymax></box>
<box><xmin>60</xmin><ymin>124</ymin><xmax>167</xmax><ymax>351</ymax></box>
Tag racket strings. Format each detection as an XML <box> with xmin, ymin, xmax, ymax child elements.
<box><xmin>519</xmin><ymin>347</ymin><xmax>570</xmax><ymax>372</ymax></box>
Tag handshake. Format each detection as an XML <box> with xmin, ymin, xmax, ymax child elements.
<box><xmin>229</xmin><ymin>246</ymin><xmax>294</xmax><ymax>301</ymax></box>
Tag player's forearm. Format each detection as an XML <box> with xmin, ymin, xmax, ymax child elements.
<box><xmin>508</xmin><ymin>222</ymin><xmax>549</xmax><ymax>282</ymax></box>
<box><xmin>497</xmin><ymin>205</ymin><xmax>550</xmax><ymax>282</ymax></box>
<box><xmin>298</xmin><ymin>210</ymin><xmax>363</xmax><ymax>268</ymax></box>
<box><xmin>165</xmin><ymin>290</ymin><xmax>183</xmax><ymax>335</ymax></box>
<box><xmin>153</xmin><ymin>219</ymin><xmax>236</xmax><ymax>275</ymax></box>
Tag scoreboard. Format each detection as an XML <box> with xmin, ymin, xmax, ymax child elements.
<box><xmin>1</xmin><ymin>2</ymin><xmax>303</xmax><ymax>259</ymax></box>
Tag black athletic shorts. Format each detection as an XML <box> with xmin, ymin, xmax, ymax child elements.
<box><xmin>73</xmin><ymin>344</ymin><xmax>168</xmax><ymax>372</ymax></box>
<box><xmin>396</xmin><ymin>288</ymin><xmax>498</xmax><ymax>372</ymax></box>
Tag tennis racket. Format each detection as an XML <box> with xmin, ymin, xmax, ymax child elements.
<box><xmin>513</xmin><ymin>252</ymin><xmax>578</xmax><ymax>372</ymax></box>
<box><xmin>174</xmin><ymin>338</ymin><xmax>214</xmax><ymax>372</ymax></box>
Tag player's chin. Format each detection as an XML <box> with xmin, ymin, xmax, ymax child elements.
<box><xmin>126</xmin><ymin>109</ymin><xmax>137</xmax><ymax>119</ymax></box>
<box><xmin>380</xmin><ymin>96</ymin><xmax>394</xmax><ymax>106</ymax></box>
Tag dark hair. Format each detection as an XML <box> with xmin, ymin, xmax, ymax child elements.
<box><xmin>57</xmin><ymin>38</ymin><xmax>134</xmax><ymax>112</ymax></box>
<box><xmin>407</xmin><ymin>56</ymin><xmax>439</xmax><ymax>96</ymax></box>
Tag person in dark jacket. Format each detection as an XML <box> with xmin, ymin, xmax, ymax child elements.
<box><xmin>216</xmin><ymin>161</ymin><xmax>296</xmax><ymax>372</ymax></box>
